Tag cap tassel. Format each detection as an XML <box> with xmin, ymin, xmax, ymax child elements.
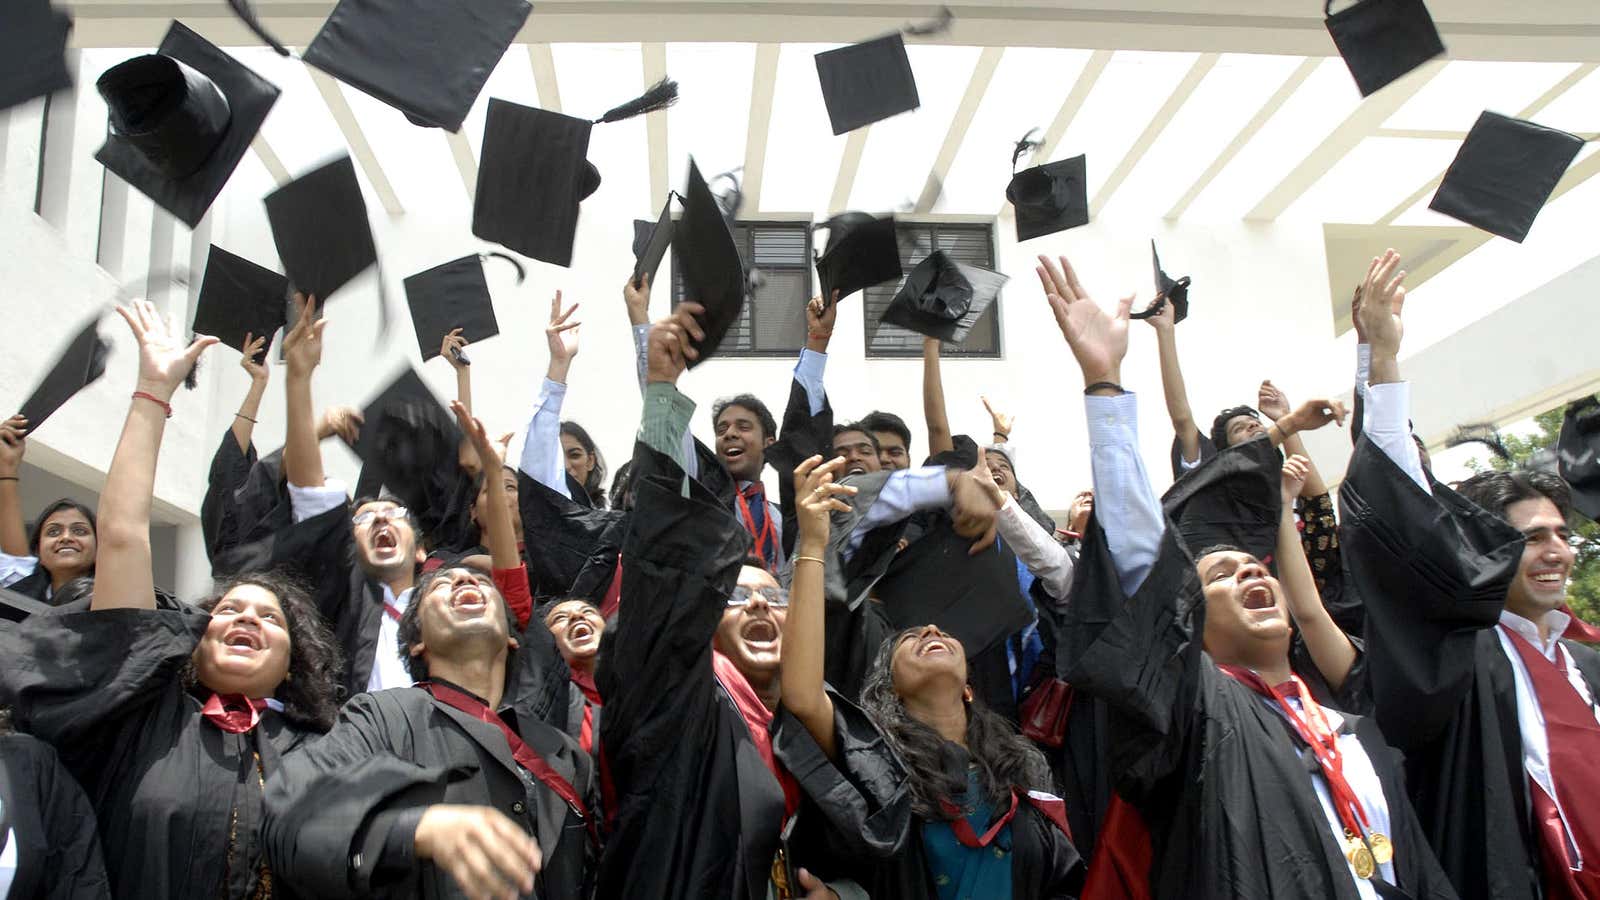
<box><xmin>594</xmin><ymin>78</ymin><xmax>679</xmax><ymax>124</ymax></box>
<box><xmin>903</xmin><ymin>6</ymin><xmax>956</xmax><ymax>37</ymax></box>
<box><xmin>226</xmin><ymin>0</ymin><xmax>292</xmax><ymax>57</ymax></box>
<box><xmin>1446</xmin><ymin>423</ymin><xmax>1514</xmax><ymax>465</ymax></box>
<box><xmin>481</xmin><ymin>251</ymin><xmax>527</xmax><ymax>285</ymax></box>
<box><xmin>1012</xmin><ymin>127</ymin><xmax>1043</xmax><ymax>170</ymax></box>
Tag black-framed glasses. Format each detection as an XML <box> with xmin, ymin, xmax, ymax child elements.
<box><xmin>352</xmin><ymin>505</ymin><xmax>409</xmax><ymax>527</ymax></box>
<box><xmin>727</xmin><ymin>585</ymin><xmax>789</xmax><ymax>609</ymax></box>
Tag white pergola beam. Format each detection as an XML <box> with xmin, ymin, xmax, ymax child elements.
<box><xmin>914</xmin><ymin>45</ymin><xmax>1004</xmax><ymax>213</ymax></box>
<box><xmin>307</xmin><ymin>69</ymin><xmax>404</xmax><ymax>216</ymax></box>
<box><xmin>1091</xmin><ymin>52</ymin><xmax>1216</xmax><ymax>214</ymax></box>
<box><xmin>446</xmin><ymin>131</ymin><xmax>478</xmax><ymax>202</ymax></box>
<box><xmin>251</xmin><ymin>135</ymin><xmax>292</xmax><ymax>186</ymax></box>
<box><xmin>527</xmin><ymin>43</ymin><xmax>562</xmax><ymax>113</ymax></box>
<box><xmin>741</xmin><ymin>43</ymin><xmax>781</xmax><ymax>215</ymax></box>
<box><xmin>830</xmin><ymin>127</ymin><xmax>871</xmax><ymax>214</ymax></box>
<box><xmin>995</xmin><ymin>49</ymin><xmax>1111</xmax><ymax>217</ymax></box>
<box><xmin>642</xmin><ymin>42</ymin><xmax>670</xmax><ymax>208</ymax></box>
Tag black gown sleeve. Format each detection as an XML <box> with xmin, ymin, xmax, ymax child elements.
<box><xmin>1339</xmin><ymin>435</ymin><xmax>1522</xmax><ymax>751</ymax></box>
<box><xmin>4</xmin><ymin>733</ymin><xmax>112</xmax><ymax>900</ymax></box>
<box><xmin>201</xmin><ymin>431</ymin><xmax>257</xmax><ymax>565</ymax></box>
<box><xmin>767</xmin><ymin>377</ymin><xmax>833</xmax><ymax>560</ymax></box>
<box><xmin>516</xmin><ymin>472</ymin><xmax>627</xmax><ymax>601</ymax></box>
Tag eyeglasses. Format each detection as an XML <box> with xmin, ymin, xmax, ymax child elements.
<box><xmin>726</xmin><ymin>585</ymin><xmax>789</xmax><ymax>609</ymax></box>
<box><xmin>352</xmin><ymin>505</ymin><xmax>409</xmax><ymax>527</ymax></box>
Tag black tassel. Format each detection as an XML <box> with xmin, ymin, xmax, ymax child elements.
<box><xmin>481</xmin><ymin>251</ymin><xmax>527</xmax><ymax>285</ymax></box>
<box><xmin>1012</xmin><ymin>127</ymin><xmax>1043</xmax><ymax>169</ymax></box>
<box><xmin>226</xmin><ymin>0</ymin><xmax>292</xmax><ymax>57</ymax></box>
<box><xmin>594</xmin><ymin>78</ymin><xmax>679</xmax><ymax>124</ymax></box>
<box><xmin>183</xmin><ymin>357</ymin><xmax>200</xmax><ymax>391</ymax></box>
<box><xmin>1446</xmin><ymin>423</ymin><xmax>1513</xmax><ymax>464</ymax></box>
<box><xmin>903</xmin><ymin>6</ymin><xmax>955</xmax><ymax>37</ymax></box>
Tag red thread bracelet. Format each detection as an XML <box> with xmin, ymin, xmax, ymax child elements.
<box><xmin>132</xmin><ymin>391</ymin><xmax>173</xmax><ymax>418</ymax></box>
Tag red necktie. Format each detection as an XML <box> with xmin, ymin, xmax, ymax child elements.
<box><xmin>1500</xmin><ymin>626</ymin><xmax>1600</xmax><ymax>898</ymax></box>
<box><xmin>736</xmin><ymin>483</ymin><xmax>778</xmax><ymax>569</ymax></box>
<box><xmin>202</xmin><ymin>694</ymin><xmax>269</xmax><ymax>734</ymax></box>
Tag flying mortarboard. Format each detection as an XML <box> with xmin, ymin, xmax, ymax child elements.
<box><xmin>813</xmin><ymin>212</ymin><xmax>902</xmax><ymax>306</ymax></box>
<box><xmin>1428</xmin><ymin>111</ymin><xmax>1584</xmax><ymax>244</ymax></box>
<box><xmin>351</xmin><ymin>366</ymin><xmax>460</xmax><ymax>493</ymax></box>
<box><xmin>403</xmin><ymin>252</ymin><xmax>524</xmax><ymax>364</ymax></box>
<box><xmin>814</xmin><ymin>7</ymin><xmax>953</xmax><ymax>135</ymax></box>
<box><xmin>632</xmin><ymin>193</ymin><xmax>679</xmax><ymax>289</ymax></box>
<box><xmin>1</xmin><ymin>0</ymin><xmax>73</xmax><ymax>113</ymax></box>
<box><xmin>190</xmin><ymin>246</ymin><xmax>289</xmax><ymax>364</ymax></box>
<box><xmin>16</xmin><ymin>314</ymin><xmax>110</xmax><ymax>434</ymax></box>
<box><xmin>473</xmin><ymin>79</ymin><xmax>680</xmax><ymax>268</ymax></box>
<box><xmin>264</xmin><ymin>156</ymin><xmax>379</xmax><ymax>302</ymax></box>
<box><xmin>1558</xmin><ymin>396</ymin><xmax>1600</xmax><ymax>524</ymax></box>
<box><xmin>1130</xmin><ymin>240</ymin><xmax>1191</xmax><ymax>323</ymax></box>
<box><xmin>674</xmin><ymin>159</ymin><xmax>747</xmax><ymax>368</ymax></box>
<box><xmin>1324</xmin><ymin>0</ymin><xmax>1446</xmax><ymax>98</ymax></box>
<box><xmin>1162</xmin><ymin>433</ymin><xmax>1282</xmax><ymax>565</ymax></box>
<box><xmin>93</xmin><ymin>22</ymin><xmax>280</xmax><ymax>229</ymax></box>
<box><xmin>879</xmin><ymin>250</ymin><xmax>1006</xmax><ymax>345</ymax></box>
<box><xmin>1007</xmin><ymin>151</ymin><xmax>1089</xmax><ymax>243</ymax></box>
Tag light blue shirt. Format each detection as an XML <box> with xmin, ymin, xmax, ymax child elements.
<box><xmin>519</xmin><ymin>377</ymin><xmax>571</xmax><ymax>499</ymax></box>
<box><xmin>1085</xmin><ymin>392</ymin><xmax>1164</xmax><ymax>597</ymax></box>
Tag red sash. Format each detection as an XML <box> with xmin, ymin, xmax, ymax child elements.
<box><xmin>202</xmin><ymin>694</ymin><xmax>270</xmax><ymax>734</ymax></box>
<box><xmin>711</xmin><ymin>651</ymin><xmax>800</xmax><ymax>818</ymax></box>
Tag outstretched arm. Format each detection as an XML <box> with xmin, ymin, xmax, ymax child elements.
<box><xmin>1256</xmin><ymin>380</ymin><xmax>1330</xmax><ymax>497</ymax></box>
<box><xmin>780</xmin><ymin>455</ymin><xmax>856</xmax><ymax>761</ymax></box>
<box><xmin>93</xmin><ymin>302</ymin><xmax>218</xmax><ymax>611</ymax></box>
<box><xmin>1355</xmin><ymin>250</ymin><xmax>1425</xmax><ymax>492</ymax></box>
<box><xmin>1145</xmin><ymin>298</ymin><xmax>1201</xmax><ymax>466</ymax></box>
<box><xmin>230</xmin><ymin>333</ymin><xmax>270</xmax><ymax>454</ymax></box>
<box><xmin>0</xmin><ymin>416</ymin><xmax>29</xmax><ymax>557</ymax></box>
<box><xmin>440</xmin><ymin>327</ymin><xmax>473</xmax><ymax>414</ymax></box>
<box><xmin>280</xmin><ymin>294</ymin><xmax>329</xmax><ymax>491</ymax></box>
<box><xmin>518</xmin><ymin>292</ymin><xmax>581</xmax><ymax>496</ymax></box>
<box><xmin>921</xmin><ymin>337</ymin><xmax>954</xmax><ymax>457</ymax></box>
<box><xmin>1277</xmin><ymin>454</ymin><xmax>1356</xmax><ymax>689</ymax></box>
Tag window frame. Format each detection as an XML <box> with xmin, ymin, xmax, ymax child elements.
<box><xmin>861</xmin><ymin>219</ymin><xmax>1004</xmax><ymax>360</ymax></box>
<box><xmin>671</xmin><ymin>218</ymin><xmax>815</xmax><ymax>359</ymax></box>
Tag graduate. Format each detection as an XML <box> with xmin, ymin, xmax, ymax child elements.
<box><xmin>0</xmin><ymin>417</ymin><xmax>96</xmax><ymax>604</ymax></box>
<box><xmin>0</xmin><ymin>301</ymin><xmax>342</xmax><ymax>899</ymax></box>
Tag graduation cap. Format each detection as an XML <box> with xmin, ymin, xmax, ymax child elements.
<box><xmin>1130</xmin><ymin>240</ymin><xmax>1191</xmax><ymax>323</ymax></box>
<box><xmin>1324</xmin><ymin>0</ymin><xmax>1446</xmax><ymax>98</ymax></box>
<box><xmin>93</xmin><ymin>22</ymin><xmax>280</xmax><ymax>229</ymax></box>
<box><xmin>813</xmin><ymin>212</ymin><xmax>903</xmax><ymax>306</ymax></box>
<box><xmin>300</xmin><ymin>0</ymin><xmax>532</xmax><ymax>131</ymax></box>
<box><xmin>473</xmin><ymin>79</ymin><xmax>679</xmax><ymax>268</ymax></box>
<box><xmin>1428</xmin><ymin>112</ymin><xmax>1584</xmax><ymax>244</ymax></box>
<box><xmin>1161</xmin><ymin>434</ymin><xmax>1282</xmax><ymax>564</ymax></box>
<box><xmin>813</xmin><ymin>8</ymin><xmax>951</xmax><ymax>135</ymax></box>
<box><xmin>674</xmin><ymin>159</ymin><xmax>747</xmax><ymax>368</ymax></box>
<box><xmin>1007</xmin><ymin>153</ymin><xmax>1089</xmax><ymax>243</ymax></box>
<box><xmin>403</xmin><ymin>252</ymin><xmax>524</xmax><ymax>364</ymax></box>
<box><xmin>632</xmin><ymin>193</ymin><xmax>678</xmax><ymax>289</ymax></box>
<box><xmin>1</xmin><ymin>0</ymin><xmax>72</xmax><ymax>113</ymax></box>
<box><xmin>16</xmin><ymin>314</ymin><xmax>110</xmax><ymax>433</ymax></box>
<box><xmin>351</xmin><ymin>366</ymin><xmax>461</xmax><ymax>499</ymax></box>
<box><xmin>879</xmin><ymin>250</ymin><xmax>1006</xmax><ymax>345</ymax></box>
<box><xmin>264</xmin><ymin>156</ymin><xmax>378</xmax><ymax>302</ymax></box>
<box><xmin>1558</xmin><ymin>396</ymin><xmax>1600</xmax><ymax>523</ymax></box>
<box><xmin>190</xmin><ymin>246</ymin><xmax>289</xmax><ymax>364</ymax></box>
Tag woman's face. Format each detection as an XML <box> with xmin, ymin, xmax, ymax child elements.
<box><xmin>472</xmin><ymin>468</ymin><xmax>523</xmax><ymax>541</ymax></box>
<box><xmin>889</xmin><ymin>625</ymin><xmax>967</xmax><ymax>702</ymax></box>
<box><xmin>562</xmin><ymin>434</ymin><xmax>595</xmax><ymax>484</ymax></box>
<box><xmin>193</xmin><ymin>584</ymin><xmax>293</xmax><ymax>699</ymax></box>
<box><xmin>37</xmin><ymin>508</ymin><xmax>95</xmax><ymax>578</ymax></box>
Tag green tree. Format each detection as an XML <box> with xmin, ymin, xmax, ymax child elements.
<box><xmin>1465</xmin><ymin>405</ymin><xmax>1600</xmax><ymax>624</ymax></box>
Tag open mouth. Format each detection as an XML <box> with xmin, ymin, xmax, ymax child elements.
<box><xmin>722</xmin><ymin>445</ymin><xmax>746</xmax><ymax>461</ymax></box>
<box><xmin>846</xmin><ymin>462</ymin><xmax>867</xmax><ymax>476</ymax></box>
<box><xmin>53</xmin><ymin>544</ymin><xmax>81</xmax><ymax>556</ymax></box>
<box><xmin>372</xmin><ymin>527</ymin><xmax>399</xmax><ymax>552</ymax></box>
<box><xmin>568</xmin><ymin>620</ymin><xmax>595</xmax><ymax>642</ymax></box>
<box><xmin>451</xmin><ymin>585</ymin><xmax>488</xmax><ymax>613</ymax></box>
<box><xmin>1240</xmin><ymin>580</ymin><xmax>1276</xmax><ymax>611</ymax></box>
<box><xmin>918</xmin><ymin>636</ymin><xmax>953</xmax><ymax>657</ymax></box>
<box><xmin>740</xmin><ymin>617</ymin><xmax>779</xmax><ymax>649</ymax></box>
<box><xmin>223</xmin><ymin>627</ymin><xmax>263</xmax><ymax>653</ymax></box>
<box><xmin>1531</xmin><ymin>570</ymin><xmax>1568</xmax><ymax>589</ymax></box>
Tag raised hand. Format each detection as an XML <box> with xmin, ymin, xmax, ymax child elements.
<box><xmin>441</xmin><ymin>327</ymin><xmax>470</xmax><ymax>371</ymax></box>
<box><xmin>1349</xmin><ymin>284</ymin><xmax>1368</xmax><ymax>344</ymax></box>
<box><xmin>414</xmin><ymin>804</ymin><xmax>540</xmax><ymax>900</ymax></box>
<box><xmin>1036</xmin><ymin>254</ymin><xmax>1135</xmax><ymax>389</ymax></box>
<box><xmin>645</xmin><ymin>301</ymin><xmax>705</xmax><ymax>385</ymax></box>
<box><xmin>949</xmin><ymin>449</ymin><xmax>1001</xmax><ymax>556</ymax></box>
<box><xmin>805</xmin><ymin>291</ymin><xmax>838</xmax><ymax>352</ymax></box>
<box><xmin>239</xmin><ymin>332</ymin><xmax>270</xmax><ymax>382</ymax></box>
<box><xmin>796</xmin><ymin>868</ymin><xmax>841</xmax><ymax>900</ymax></box>
<box><xmin>965</xmin><ymin>447</ymin><xmax>1008</xmax><ymax>511</ymax></box>
<box><xmin>1282</xmin><ymin>398</ymin><xmax>1348</xmax><ymax>436</ymax></box>
<box><xmin>623</xmin><ymin>272</ymin><xmax>652</xmax><ymax>327</ymax></box>
<box><xmin>981</xmin><ymin>395</ymin><xmax>1015</xmax><ymax>440</ymax></box>
<box><xmin>546</xmin><ymin>292</ymin><xmax>581</xmax><ymax>366</ymax></box>
<box><xmin>1357</xmin><ymin>250</ymin><xmax>1406</xmax><ymax>359</ymax></box>
<box><xmin>793</xmin><ymin>455</ymin><xmax>857</xmax><ymax>549</ymax></box>
<box><xmin>316</xmin><ymin>405</ymin><xmax>363</xmax><ymax>444</ymax></box>
<box><xmin>0</xmin><ymin>416</ymin><xmax>26</xmax><ymax>477</ymax></box>
<box><xmin>450</xmin><ymin>400</ymin><xmax>502</xmax><ymax>470</ymax></box>
<box><xmin>115</xmin><ymin>300</ymin><xmax>219</xmax><ymax>402</ymax></box>
<box><xmin>1142</xmin><ymin>289</ymin><xmax>1177</xmax><ymax>333</ymax></box>
<box><xmin>282</xmin><ymin>293</ymin><xmax>326</xmax><ymax>381</ymax></box>
<box><xmin>1257</xmin><ymin>380</ymin><xmax>1290</xmax><ymax>421</ymax></box>
<box><xmin>1067</xmin><ymin>490</ymin><xmax>1093</xmax><ymax>535</ymax></box>
<box><xmin>1281</xmin><ymin>454</ymin><xmax>1311</xmax><ymax>508</ymax></box>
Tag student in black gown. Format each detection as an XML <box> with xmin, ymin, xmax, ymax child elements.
<box><xmin>0</xmin><ymin>708</ymin><xmax>111</xmax><ymax>899</ymax></box>
<box><xmin>776</xmin><ymin>454</ymin><xmax>1083</xmax><ymax>898</ymax></box>
<box><xmin>0</xmin><ymin>418</ymin><xmax>95</xmax><ymax>604</ymax></box>
<box><xmin>1035</xmin><ymin>254</ymin><xmax>1455</xmax><ymax>900</ymax></box>
<box><xmin>264</xmin><ymin>400</ymin><xmax>595</xmax><ymax>900</ymax></box>
<box><xmin>540</xmin><ymin>596</ymin><xmax>605</xmax><ymax>754</ymax></box>
<box><xmin>0</xmin><ymin>300</ymin><xmax>342</xmax><ymax>899</ymax></box>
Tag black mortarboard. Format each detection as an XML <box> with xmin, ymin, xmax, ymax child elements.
<box><xmin>1130</xmin><ymin>240</ymin><xmax>1191</xmax><ymax>323</ymax></box>
<box><xmin>1558</xmin><ymin>396</ymin><xmax>1600</xmax><ymax>523</ymax></box>
<box><xmin>1</xmin><ymin>0</ymin><xmax>72</xmax><ymax>113</ymax></box>
<box><xmin>1324</xmin><ymin>0</ymin><xmax>1446</xmax><ymax>98</ymax></box>
<box><xmin>94</xmin><ymin>22</ymin><xmax>280</xmax><ymax>229</ymax></box>
<box><xmin>879</xmin><ymin>250</ymin><xmax>1006</xmax><ymax>345</ymax></box>
<box><xmin>403</xmin><ymin>254</ymin><xmax>517</xmax><ymax>363</ymax></box>
<box><xmin>16</xmin><ymin>315</ymin><xmax>110</xmax><ymax>433</ymax></box>
<box><xmin>191</xmin><ymin>245</ymin><xmax>289</xmax><ymax>363</ymax></box>
<box><xmin>473</xmin><ymin>80</ymin><xmax>679</xmax><ymax>267</ymax></box>
<box><xmin>632</xmin><ymin>194</ymin><xmax>677</xmax><ymax>289</ymax></box>
<box><xmin>264</xmin><ymin>156</ymin><xmax>378</xmax><ymax>301</ymax></box>
<box><xmin>814</xmin><ymin>212</ymin><xmax>902</xmax><ymax>305</ymax></box>
<box><xmin>352</xmin><ymin>366</ymin><xmax>460</xmax><ymax>496</ymax></box>
<box><xmin>301</xmin><ymin>0</ymin><xmax>532</xmax><ymax>131</ymax></box>
<box><xmin>674</xmin><ymin>159</ymin><xmax>747</xmax><ymax>368</ymax></box>
<box><xmin>1007</xmin><ymin>154</ymin><xmax>1089</xmax><ymax>242</ymax></box>
<box><xmin>815</xmin><ymin>34</ymin><xmax>919</xmax><ymax>135</ymax></box>
<box><xmin>1162</xmin><ymin>434</ymin><xmax>1282</xmax><ymax>564</ymax></box>
<box><xmin>1428</xmin><ymin>112</ymin><xmax>1584</xmax><ymax>244</ymax></box>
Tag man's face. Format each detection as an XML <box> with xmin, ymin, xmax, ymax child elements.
<box><xmin>987</xmin><ymin>453</ymin><xmax>1015</xmax><ymax>494</ymax></box>
<box><xmin>715</xmin><ymin>405</ymin><xmax>772</xmax><ymax>481</ymax></box>
<box><xmin>832</xmin><ymin>430</ymin><xmax>881</xmax><ymax>476</ymax></box>
<box><xmin>1225</xmin><ymin>414</ymin><xmax>1265</xmax><ymax>448</ymax></box>
<box><xmin>545</xmin><ymin>600</ymin><xmax>605</xmax><ymax>668</ymax></box>
<box><xmin>1196</xmin><ymin>549</ymin><xmax>1291</xmax><ymax>663</ymax></box>
<box><xmin>713</xmin><ymin>566</ymin><xmax>786</xmax><ymax>682</ymax></box>
<box><xmin>410</xmin><ymin>567</ymin><xmax>516</xmax><ymax>670</ymax></box>
<box><xmin>353</xmin><ymin>500</ymin><xmax>420</xmax><ymax>582</ymax></box>
<box><xmin>1503</xmin><ymin>496</ymin><xmax>1576</xmax><ymax>623</ymax></box>
<box><xmin>873</xmin><ymin>431</ymin><xmax>910</xmax><ymax>471</ymax></box>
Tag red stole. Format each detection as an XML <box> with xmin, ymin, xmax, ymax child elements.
<box><xmin>711</xmin><ymin>651</ymin><xmax>800</xmax><ymax>818</ymax></box>
<box><xmin>201</xmin><ymin>694</ymin><xmax>270</xmax><ymax>734</ymax></box>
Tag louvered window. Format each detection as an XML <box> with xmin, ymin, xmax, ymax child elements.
<box><xmin>862</xmin><ymin>221</ymin><xmax>1002</xmax><ymax>358</ymax></box>
<box><xmin>673</xmin><ymin>221</ymin><xmax>813</xmax><ymax>356</ymax></box>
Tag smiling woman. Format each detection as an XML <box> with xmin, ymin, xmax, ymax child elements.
<box><xmin>0</xmin><ymin>416</ymin><xmax>100</xmax><ymax>602</ymax></box>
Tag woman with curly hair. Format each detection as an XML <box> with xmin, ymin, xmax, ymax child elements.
<box><xmin>776</xmin><ymin>455</ymin><xmax>1083</xmax><ymax>899</ymax></box>
<box><xmin>0</xmin><ymin>301</ymin><xmax>341</xmax><ymax>900</ymax></box>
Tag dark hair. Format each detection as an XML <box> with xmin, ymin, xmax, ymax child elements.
<box><xmin>832</xmin><ymin>423</ymin><xmax>880</xmax><ymax>452</ymax></box>
<box><xmin>186</xmin><ymin>571</ymin><xmax>343</xmax><ymax>732</ymax></box>
<box><xmin>559</xmin><ymin>421</ymin><xmax>609</xmax><ymax>509</ymax></box>
<box><xmin>27</xmin><ymin>498</ymin><xmax>97</xmax><ymax>559</ymax></box>
<box><xmin>711</xmin><ymin>394</ymin><xmax>777</xmax><ymax>443</ymax></box>
<box><xmin>397</xmin><ymin>566</ymin><xmax>519</xmax><ymax>683</ymax></box>
<box><xmin>1210</xmin><ymin>405</ymin><xmax>1260</xmax><ymax>451</ymax></box>
<box><xmin>1456</xmin><ymin>470</ymin><xmax>1572</xmax><ymax>522</ymax></box>
<box><xmin>609</xmin><ymin>460</ymin><xmax>635</xmax><ymax>511</ymax></box>
<box><xmin>860</xmin><ymin>411</ymin><xmax>912</xmax><ymax>454</ymax></box>
<box><xmin>860</xmin><ymin>630</ymin><xmax>1053</xmax><ymax>819</ymax></box>
<box><xmin>536</xmin><ymin>594</ymin><xmax>600</xmax><ymax>623</ymax></box>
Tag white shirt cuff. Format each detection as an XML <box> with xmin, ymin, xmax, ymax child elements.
<box><xmin>0</xmin><ymin>551</ymin><xmax>39</xmax><ymax>588</ymax></box>
<box><xmin>288</xmin><ymin>478</ymin><xmax>349</xmax><ymax>524</ymax></box>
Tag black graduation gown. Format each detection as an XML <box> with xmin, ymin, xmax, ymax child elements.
<box><xmin>263</xmin><ymin>685</ymin><xmax>596</xmax><ymax>899</ymax></box>
<box><xmin>1062</xmin><ymin>451</ymin><xmax>1456</xmax><ymax>900</ymax></box>
<box><xmin>516</xmin><ymin>472</ymin><xmax>629</xmax><ymax>602</ymax></box>
<box><xmin>771</xmin><ymin>690</ymin><xmax>1083</xmax><ymax>899</ymax></box>
<box><xmin>0</xmin><ymin>607</ymin><xmax>319</xmax><ymax>899</ymax></box>
<box><xmin>2</xmin><ymin>568</ymin><xmax>52</xmax><ymax>606</ymax></box>
<box><xmin>595</xmin><ymin>441</ymin><xmax>792</xmax><ymax>900</ymax></box>
<box><xmin>202</xmin><ymin>432</ymin><xmax>292</xmax><ymax>574</ymax></box>
<box><xmin>0</xmin><ymin>733</ymin><xmax>111</xmax><ymax>899</ymax></box>
<box><xmin>1340</xmin><ymin>434</ymin><xmax>1600</xmax><ymax>900</ymax></box>
<box><xmin>765</xmin><ymin>376</ymin><xmax>834</xmax><ymax>560</ymax></box>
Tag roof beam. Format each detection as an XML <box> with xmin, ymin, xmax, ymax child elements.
<box><xmin>1375</xmin><ymin>62</ymin><xmax>1598</xmax><ymax>225</ymax></box>
<box><xmin>307</xmin><ymin>69</ymin><xmax>403</xmax><ymax>216</ymax></box>
<box><xmin>741</xmin><ymin>43</ymin><xmax>781</xmax><ymax>215</ymax></box>
<box><xmin>642</xmin><ymin>42</ymin><xmax>670</xmax><ymax>208</ymax></box>
<box><xmin>250</xmin><ymin>135</ymin><xmax>291</xmax><ymax>186</ymax></box>
<box><xmin>1245</xmin><ymin>59</ymin><xmax>1443</xmax><ymax>222</ymax></box>
<box><xmin>1092</xmin><ymin>52</ymin><xmax>1216</xmax><ymax>214</ymax></box>
<box><xmin>1166</xmin><ymin>56</ymin><xmax>1318</xmax><ymax>220</ymax></box>
<box><xmin>914</xmin><ymin>45</ymin><xmax>1003</xmax><ymax>213</ymax></box>
<box><xmin>996</xmin><ymin>49</ymin><xmax>1111</xmax><ymax>216</ymax></box>
<box><xmin>830</xmin><ymin>127</ymin><xmax>870</xmax><ymax>214</ymax></box>
<box><xmin>446</xmin><ymin>131</ymin><xmax>477</xmax><ymax>202</ymax></box>
<box><xmin>527</xmin><ymin>43</ymin><xmax>562</xmax><ymax>113</ymax></box>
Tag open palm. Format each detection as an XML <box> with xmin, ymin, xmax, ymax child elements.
<box><xmin>116</xmin><ymin>300</ymin><xmax>217</xmax><ymax>399</ymax></box>
<box><xmin>1036</xmin><ymin>254</ymin><xmax>1133</xmax><ymax>385</ymax></box>
<box><xmin>546</xmin><ymin>290</ymin><xmax>581</xmax><ymax>363</ymax></box>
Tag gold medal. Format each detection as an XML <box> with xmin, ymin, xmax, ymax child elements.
<box><xmin>1369</xmin><ymin>832</ymin><xmax>1393</xmax><ymax>865</ymax></box>
<box><xmin>1346</xmin><ymin>833</ymin><xmax>1376</xmax><ymax>879</ymax></box>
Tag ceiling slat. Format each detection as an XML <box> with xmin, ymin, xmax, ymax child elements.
<box><xmin>527</xmin><ymin>43</ymin><xmax>562</xmax><ymax>113</ymax></box>
<box><xmin>251</xmin><ymin>135</ymin><xmax>291</xmax><ymax>187</ymax></box>
<box><xmin>307</xmin><ymin>69</ymin><xmax>404</xmax><ymax>216</ymax></box>
<box><xmin>1092</xmin><ymin>52</ymin><xmax>1217</xmax><ymax>213</ymax></box>
<box><xmin>830</xmin><ymin>127</ymin><xmax>871</xmax><ymax>215</ymax></box>
<box><xmin>446</xmin><ymin>131</ymin><xmax>477</xmax><ymax>202</ymax></box>
<box><xmin>741</xmin><ymin>43</ymin><xmax>782</xmax><ymax>215</ymax></box>
<box><xmin>643</xmin><ymin>42</ymin><xmax>670</xmax><ymax>208</ymax></box>
<box><xmin>914</xmin><ymin>46</ymin><xmax>1004</xmax><ymax>213</ymax></box>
